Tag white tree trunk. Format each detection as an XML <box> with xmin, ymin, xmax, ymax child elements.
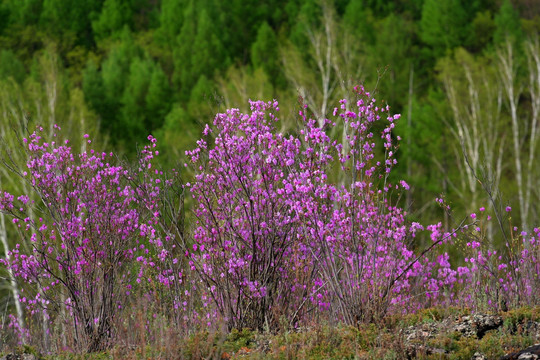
<box><xmin>0</xmin><ymin>211</ymin><xmax>25</xmax><ymax>341</ymax></box>
<box><xmin>497</xmin><ymin>39</ymin><xmax>526</xmax><ymax>229</ymax></box>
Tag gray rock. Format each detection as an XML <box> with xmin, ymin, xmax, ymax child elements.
<box><xmin>0</xmin><ymin>354</ymin><xmax>37</xmax><ymax>360</ymax></box>
<box><xmin>501</xmin><ymin>344</ymin><xmax>540</xmax><ymax>360</ymax></box>
<box><xmin>453</xmin><ymin>314</ymin><xmax>503</xmax><ymax>339</ymax></box>
<box><xmin>517</xmin><ymin>353</ymin><xmax>539</xmax><ymax>360</ymax></box>
<box><xmin>472</xmin><ymin>352</ymin><xmax>487</xmax><ymax>360</ymax></box>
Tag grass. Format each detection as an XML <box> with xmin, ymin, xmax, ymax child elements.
<box><xmin>2</xmin><ymin>306</ymin><xmax>539</xmax><ymax>359</ymax></box>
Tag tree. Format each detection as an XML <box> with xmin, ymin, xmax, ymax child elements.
<box><xmin>146</xmin><ymin>64</ymin><xmax>172</xmax><ymax>130</ymax></box>
<box><xmin>251</xmin><ymin>21</ymin><xmax>281</xmax><ymax>86</ymax></box>
<box><xmin>158</xmin><ymin>0</ymin><xmax>187</xmax><ymax>46</ymax></box>
<box><xmin>438</xmin><ymin>48</ymin><xmax>505</xmax><ymax>218</ymax></box>
<box><xmin>40</xmin><ymin>0</ymin><xmax>102</xmax><ymax>47</ymax></box>
<box><xmin>190</xmin><ymin>10</ymin><xmax>227</xmax><ymax>90</ymax></box>
<box><xmin>92</xmin><ymin>0</ymin><xmax>133</xmax><ymax>41</ymax></box>
<box><xmin>370</xmin><ymin>13</ymin><xmax>415</xmax><ymax>110</ymax></box>
<box><xmin>282</xmin><ymin>1</ymin><xmax>364</xmax><ymax>126</ymax></box>
<box><xmin>494</xmin><ymin>0</ymin><xmax>523</xmax><ymax>45</ymax></box>
<box><xmin>523</xmin><ymin>36</ymin><xmax>540</xmax><ymax>226</ymax></box>
<box><xmin>496</xmin><ymin>40</ymin><xmax>526</xmax><ymax>229</ymax></box>
<box><xmin>420</xmin><ymin>0</ymin><xmax>470</xmax><ymax>57</ymax></box>
<box><xmin>120</xmin><ymin>57</ymin><xmax>155</xmax><ymax>142</ymax></box>
<box><xmin>83</xmin><ymin>30</ymin><xmax>171</xmax><ymax>150</ymax></box>
<box><xmin>0</xmin><ymin>3</ymin><xmax>10</xmax><ymax>35</ymax></box>
<box><xmin>218</xmin><ymin>66</ymin><xmax>274</xmax><ymax>114</ymax></box>
<box><xmin>343</xmin><ymin>0</ymin><xmax>375</xmax><ymax>45</ymax></box>
<box><xmin>3</xmin><ymin>0</ymin><xmax>42</xmax><ymax>27</ymax></box>
<box><xmin>467</xmin><ymin>10</ymin><xmax>496</xmax><ymax>52</ymax></box>
<box><xmin>173</xmin><ymin>1</ymin><xmax>228</xmax><ymax>99</ymax></box>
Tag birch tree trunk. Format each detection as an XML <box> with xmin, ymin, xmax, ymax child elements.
<box><xmin>281</xmin><ymin>1</ymin><xmax>362</xmax><ymax>128</ymax></box>
<box><xmin>440</xmin><ymin>48</ymin><xmax>505</xmax><ymax>216</ymax></box>
<box><xmin>497</xmin><ymin>39</ymin><xmax>526</xmax><ymax>229</ymax></box>
<box><xmin>524</xmin><ymin>37</ymin><xmax>540</xmax><ymax>229</ymax></box>
<box><xmin>406</xmin><ymin>64</ymin><xmax>414</xmax><ymax>211</ymax></box>
<box><xmin>0</xmin><ymin>209</ymin><xmax>25</xmax><ymax>342</ymax></box>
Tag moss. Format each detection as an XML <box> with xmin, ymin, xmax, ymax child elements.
<box><xmin>503</xmin><ymin>306</ymin><xmax>540</xmax><ymax>332</ymax></box>
<box><xmin>447</xmin><ymin>337</ymin><xmax>477</xmax><ymax>360</ymax></box>
<box><xmin>477</xmin><ymin>332</ymin><xmax>507</xmax><ymax>359</ymax></box>
<box><xmin>223</xmin><ymin>328</ymin><xmax>255</xmax><ymax>352</ymax></box>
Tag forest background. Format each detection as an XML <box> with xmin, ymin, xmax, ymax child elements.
<box><xmin>0</xmin><ymin>0</ymin><xmax>540</xmax><ymax>345</ymax></box>
<box><xmin>1</xmin><ymin>0</ymin><xmax>540</xmax><ymax>226</ymax></box>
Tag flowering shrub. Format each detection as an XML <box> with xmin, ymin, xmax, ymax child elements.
<box><xmin>0</xmin><ymin>127</ymin><xmax>160</xmax><ymax>351</ymax></box>
<box><xmin>454</xmin><ymin>207</ymin><xmax>540</xmax><ymax>310</ymax></box>
<box><xmin>1</xmin><ymin>86</ymin><xmax>539</xmax><ymax>353</ymax></box>
<box><xmin>186</xmin><ymin>86</ymin><xmax>461</xmax><ymax>328</ymax></box>
<box><xmin>186</xmin><ymin>100</ymin><xmax>319</xmax><ymax>330</ymax></box>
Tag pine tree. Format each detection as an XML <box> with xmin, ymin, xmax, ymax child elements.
<box><xmin>251</xmin><ymin>21</ymin><xmax>281</xmax><ymax>85</ymax></box>
<box><xmin>145</xmin><ymin>65</ymin><xmax>171</xmax><ymax>130</ymax></box>
<box><xmin>158</xmin><ymin>0</ymin><xmax>187</xmax><ymax>46</ymax></box>
<box><xmin>493</xmin><ymin>0</ymin><xmax>522</xmax><ymax>45</ymax></box>
<box><xmin>92</xmin><ymin>0</ymin><xmax>133</xmax><ymax>41</ymax></box>
<box><xmin>420</xmin><ymin>0</ymin><xmax>470</xmax><ymax>57</ymax></box>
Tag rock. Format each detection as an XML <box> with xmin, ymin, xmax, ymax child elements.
<box><xmin>0</xmin><ymin>354</ymin><xmax>37</xmax><ymax>360</ymax></box>
<box><xmin>405</xmin><ymin>344</ymin><xmax>447</xmax><ymax>359</ymax></box>
<box><xmin>501</xmin><ymin>344</ymin><xmax>540</xmax><ymax>360</ymax></box>
<box><xmin>523</xmin><ymin>321</ymin><xmax>540</xmax><ymax>341</ymax></box>
<box><xmin>404</xmin><ymin>322</ymin><xmax>440</xmax><ymax>341</ymax></box>
<box><xmin>472</xmin><ymin>352</ymin><xmax>487</xmax><ymax>360</ymax></box>
<box><xmin>474</xmin><ymin>314</ymin><xmax>503</xmax><ymax>338</ymax></box>
<box><xmin>454</xmin><ymin>316</ymin><xmax>476</xmax><ymax>337</ymax></box>
<box><xmin>517</xmin><ymin>353</ymin><xmax>538</xmax><ymax>360</ymax></box>
<box><xmin>453</xmin><ymin>314</ymin><xmax>503</xmax><ymax>339</ymax></box>
<box><xmin>517</xmin><ymin>353</ymin><xmax>539</xmax><ymax>360</ymax></box>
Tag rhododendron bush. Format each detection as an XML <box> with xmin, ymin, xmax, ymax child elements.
<box><xmin>0</xmin><ymin>128</ymin><xmax>176</xmax><ymax>351</ymax></box>
<box><xmin>0</xmin><ymin>86</ymin><xmax>539</xmax><ymax>353</ymax></box>
<box><xmin>185</xmin><ymin>86</ymin><xmax>464</xmax><ymax>328</ymax></box>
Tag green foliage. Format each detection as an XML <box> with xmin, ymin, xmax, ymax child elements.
<box><xmin>251</xmin><ymin>21</ymin><xmax>281</xmax><ymax>86</ymax></box>
<box><xmin>467</xmin><ymin>10</ymin><xmax>496</xmax><ymax>51</ymax></box>
<box><xmin>187</xmin><ymin>74</ymin><xmax>215</xmax><ymax>120</ymax></box>
<box><xmin>130</xmin><ymin>0</ymin><xmax>160</xmax><ymax>30</ymax></box>
<box><xmin>370</xmin><ymin>13</ymin><xmax>414</xmax><ymax>110</ymax></box>
<box><xmin>224</xmin><ymin>328</ymin><xmax>255</xmax><ymax>352</ymax></box>
<box><xmin>0</xmin><ymin>50</ymin><xmax>25</xmax><ymax>83</ymax></box>
<box><xmin>146</xmin><ymin>64</ymin><xmax>171</xmax><ymax>128</ymax></box>
<box><xmin>343</xmin><ymin>0</ymin><xmax>376</xmax><ymax>45</ymax></box>
<box><xmin>172</xmin><ymin>1</ymin><xmax>228</xmax><ymax>98</ymax></box>
<box><xmin>3</xmin><ymin>0</ymin><xmax>42</xmax><ymax>26</ymax></box>
<box><xmin>158</xmin><ymin>0</ymin><xmax>186</xmax><ymax>46</ymax></box>
<box><xmin>190</xmin><ymin>10</ymin><xmax>227</xmax><ymax>88</ymax></box>
<box><xmin>494</xmin><ymin>0</ymin><xmax>523</xmax><ymax>45</ymax></box>
<box><xmin>120</xmin><ymin>56</ymin><xmax>159</xmax><ymax>140</ymax></box>
<box><xmin>154</xmin><ymin>103</ymin><xmax>197</xmax><ymax>164</ymax></box>
<box><xmin>92</xmin><ymin>0</ymin><xmax>133</xmax><ymax>41</ymax></box>
<box><xmin>40</xmin><ymin>0</ymin><xmax>101</xmax><ymax>47</ymax></box>
<box><xmin>0</xmin><ymin>4</ymin><xmax>10</xmax><ymax>35</ymax></box>
<box><xmin>420</xmin><ymin>0</ymin><xmax>471</xmax><ymax>57</ymax></box>
<box><xmin>83</xmin><ymin>29</ymin><xmax>171</xmax><ymax>149</ymax></box>
<box><xmin>288</xmin><ymin>0</ymin><xmax>322</xmax><ymax>47</ymax></box>
<box><xmin>503</xmin><ymin>306</ymin><xmax>540</xmax><ymax>331</ymax></box>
